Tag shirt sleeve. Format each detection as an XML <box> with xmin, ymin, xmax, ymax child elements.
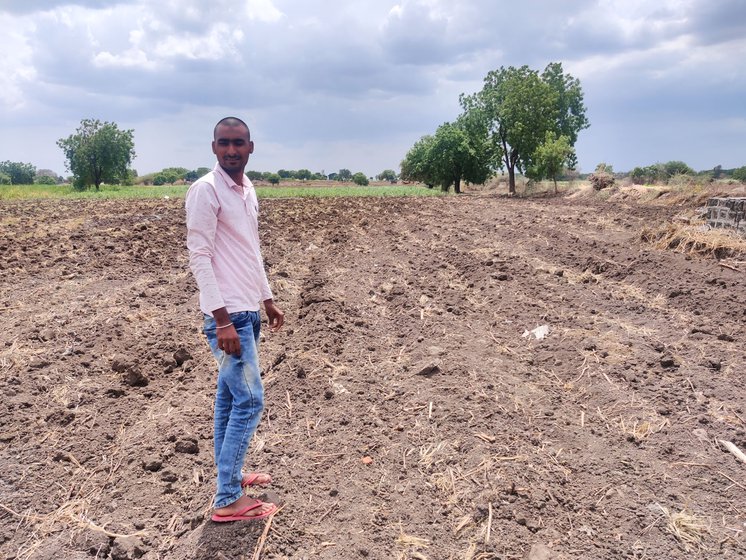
<box><xmin>185</xmin><ymin>181</ymin><xmax>225</xmax><ymax>313</ymax></box>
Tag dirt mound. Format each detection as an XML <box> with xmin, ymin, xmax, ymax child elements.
<box><xmin>1</xmin><ymin>195</ymin><xmax>744</xmax><ymax>559</ymax></box>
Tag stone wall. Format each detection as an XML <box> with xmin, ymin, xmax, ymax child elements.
<box><xmin>707</xmin><ymin>197</ymin><xmax>745</xmax><ymax>235</ymax></box>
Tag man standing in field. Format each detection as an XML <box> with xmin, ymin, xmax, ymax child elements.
<box><xmin>185</xmin><ymin>117</ymin><xmax>284</xmax><ymax>522</ymax></box>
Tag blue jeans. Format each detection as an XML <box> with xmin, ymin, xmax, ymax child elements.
<box><xmin>203</xmin><ymin>311</ymin><xmax>264</xmax><ymax>509</ymax></box>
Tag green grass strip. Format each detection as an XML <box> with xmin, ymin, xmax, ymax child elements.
<box><xmin>0</xmin><ymin>184</ymin><xmax>445</xmax><ymax>200</ymax></box>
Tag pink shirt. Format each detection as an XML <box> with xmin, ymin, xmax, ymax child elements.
<box><xmin>185</xmin><ymin>164</ymin><xmax>273</xmax><ymax>316</ymax></box>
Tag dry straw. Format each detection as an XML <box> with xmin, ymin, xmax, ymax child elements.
<box><xmin>640</xmin><ymin>223</ymin><xmax>746</xmax><ymax>260</ymax></box>
<box><xmin>653</xmin><ymin>503</ymin><xmax>711</xmax><ymax>552</ymax></box>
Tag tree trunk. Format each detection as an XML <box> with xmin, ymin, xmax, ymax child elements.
<box><xmin>507</xmin><ymin>166</ymin><xmax>516</xmax><ymax>195</ymax></box>
<box><xmin>553</xmin><ymin>177</ymin><xmax>558</xmax><ymax>194</ymax></box>
<box><xmin>454</xmin><ymin>177</ymin><xmax>461</xmax><ymax>194</ymax></box>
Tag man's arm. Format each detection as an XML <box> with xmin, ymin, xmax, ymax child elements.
<box><xmin>185</xmin><ymin>182</ymin><xmax>225</xmax><ymax>313</ymax></box>
<box><xmin>186</xmin><ymin>182</ymin><xmax>244</xmax><ymax>355</ymax></box>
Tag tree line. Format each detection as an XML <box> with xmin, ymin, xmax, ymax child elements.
<box><xmin>1</xmin><ymin>117</ymin><xmax>402</xmax><ymax>190</ymax></box>
<box><xmin>3</xmin><ymin>110</ymin><xmax>746</xmax><ymax>189</ymax></box>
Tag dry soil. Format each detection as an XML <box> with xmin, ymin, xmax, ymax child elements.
<box><xmin>0</xmin><ymin>193</ymin><xmax>744</xmax><ymax>559</ymax></box>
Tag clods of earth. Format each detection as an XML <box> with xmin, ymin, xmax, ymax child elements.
<box><xmin>0</xmin><ymin>193</ymin><xmax>744</xmax><ymax>559</ymax></box>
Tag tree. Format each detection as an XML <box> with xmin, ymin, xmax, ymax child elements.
<box><xmin>377</xmin><ymin>169</ymin><xmax>398</xmax><ymax>183</ymax></box>
<box><xmin>461</xmin><ymin>63</ymin><xmax>589</xmax><ymax>194</ymax></box>
<box><xmin>35</xmin><ymin>169</ymin><xmax>62</xmax><ymax>184</ymax></box>
<box><xmin>0</xmin><ymin>172</ymin><xmax>10</xmax><ymax>185</ymax></box>
<box><xmin>530</xmin><ymin>132</ymin><xmax>574</xmax><ymax>193</ymax></box>
<box><xmin>153</xmin><ymin>167</ymin><xmax>188</xmax><ymax>185</ymax></box>
<box><xmin>337</xmin><ymin>169</ymin><xmax>352</xmax><ymax>181</ymax></box>
<box><xmin>400</xmin><ymin>118</ymin><xmax>493</xmax><ymax>193</ymax></box>
<box><xmin>732</xmin><ymin>166</ymin><xmax>746</xmax><ymax>182</ymax></box>
<box><xmin>352</xmin><ymin>172</ymin><xmax>369</xmax><ymax>186</ymax></box>
<box><xmin>277</xmin><ymin>169</ymin><xmax>292</xmax><ymax>179</ymax></box>
<box><xmin>57</xmin><ymin>119</ymin><xmax>135</xmax><ymax>190</ymax></box>
<box><xmin>401</xmin><ymin>135</ymin><xmax>439</xmax><ymax>188</ymax></box>
<box><xmin>267</xmin><ymin>173</ymin><xmax>281</xmax><ymax>185</ymax></box>
<box><xmin>123</xmin><ymin>169</ymin><xmax>138</xmax><ymax>185</ymax></box>
<box><xmin>0</xmin><ymin>161</ymin><xmax>36</xmax><ymax>184</ymax></box>
<box><xmin>430</xmin><ymin>121</ymin><xmax>492</xmax><ymax>193</ymax></box>
<box><xmin>595</xmin><ymin>162</ymin><xmax>613</xmax><ymax>174</ymax></box>
<box><xmin>663</xmin><ymin>160</ymin><xmax>694</xmax><ymax>177</ymax></box>
<box><xmin>541</xmin><ymin>62</ymin><xmax>588</xmax><ymax>168</ymax></box>
<box><xmin>296</xmin><ymin>169</ymin><xmax>312</xmax><ymax>180</ymax></box>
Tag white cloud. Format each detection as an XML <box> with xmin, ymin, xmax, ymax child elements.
<box><xmin>245</xmin><ymin>0</ymin><xmax>284</xmax><ymax>22</ymax></box>
<box><xmin>154</xmin><ymin>23</ymin><xmax>246</xmax><ymax>61</ymax></box>
<box><xmin>0</xmin><ymin>15</ymin><xmax>37</xmax><ymax>109</ymax></box>
<box><xmin>0</xmin><ymin>0</ymin><xmax>745</xmax><ymax>175</ymax></box>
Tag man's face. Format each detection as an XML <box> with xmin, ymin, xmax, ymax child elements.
<box><xmin>212</xmin><ymin>124</ymin><xmax>254</xmax><ymax>175</ymax></box>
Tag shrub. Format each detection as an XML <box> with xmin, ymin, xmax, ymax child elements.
<box><xmin>34</xmin><ymin>175</ymin><xmax>57</xmax><ymax>185</ymax></box>
<box><xmin>733</xmin><ymin>166</ymin><xmax>746</xmax><ymax>182</ymax></box>
<box><xmin>267</xmin><ymin>173</ymin><xmax>281</xmax><ymax>185</ymax></box>
<box><xmin>352</xmin><ymin>172</ymin><xmax>369</xmax><ymax>186</ymax></box>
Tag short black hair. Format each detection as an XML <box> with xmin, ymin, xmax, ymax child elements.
<box><xmin>214</xmin><ymin>117</ymin><xmax>250</xmax><ymax>140</ymax></box>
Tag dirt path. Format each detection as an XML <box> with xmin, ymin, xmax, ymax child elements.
<box><xmin>0</xmin><ymin>195</ymin><xmax>743</xmax><ymax>559</ymax></box>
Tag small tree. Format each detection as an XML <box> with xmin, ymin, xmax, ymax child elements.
<box><xmin>267</xmin><ymin>173</ymin><xmax>281</xmax><ymax>185</ymax></box>
<box><xmin>337</xmin><ymin>169</ymin><xmax>352</xmax><ymax>181</ymax></box>
<box><xmin>352</xmin><ymin>172</ymin><xmax>369</xmax><ymax>186</ymax></box>
<box><xmin>377</xmin><ymin>169</ymin><xmax>398</xmax><ymax>183</ymax></box>
<box><xmin>0</xmin><ymin>161</ymin><xmax>36</xmax><ymax>184</ymax></box>
<box><xmin>57</xmin><ymin>119</ymin><xmax>135</xmax><ymax>190</ymax></box>
<box><xmin>0</xmin><ymin>172</ymin><xmax>12</xmax><ymax>185</ymax></box>
<box><xmin>530</xmin><ymin>132</ymin><xmax>574</xmax><ymax>193</ymax></box>
<box><xmin>629</xmin><ymin>167</ymin><xmax>646</xmax><ymax>184</ymax></box>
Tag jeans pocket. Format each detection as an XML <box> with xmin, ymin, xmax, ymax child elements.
<box><xmin>203</xmin><ymin>314</ymin><xmax>217</xmax><ymax>334</ymax></box>
<box><xmin>229</xmin><ymin>311</ymin><xmax>252</xmax><ymax>330</ymax></box>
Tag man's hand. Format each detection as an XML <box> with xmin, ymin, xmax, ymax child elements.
<box><xmin>217</xmin><ymin>324</ymin><xmax>241</xmax><ymax>355</ymax></box>
<box><xmin>213</xmin><ymin>307</ymin><xmax>241</xmax><ymax>355</ymax></box>
<box><xmin>264</xmin><ymin>299</ymin><xmax>285</xmax><ymax>332</ymax></box>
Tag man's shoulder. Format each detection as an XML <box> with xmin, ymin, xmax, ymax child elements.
<box><xmin>192</xmin><ymin>170</ymin><xmax>218</xmax><ymax>188</ymax></box>
<box><xmin>185</xmin><ymin>171</ymin><xmax>220</xmax><ymax>210</ymax></box>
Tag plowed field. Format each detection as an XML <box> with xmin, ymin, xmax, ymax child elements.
<box><xmin>1</xmin><ymin>194</ymin><xmax>744</xmax><ymax>559</ymax></box>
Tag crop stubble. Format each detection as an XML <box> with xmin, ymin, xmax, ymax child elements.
<box><xmin>0</xmin><ymin>195</ymin><xmax>744</xmax><ymax>559</ymax></box>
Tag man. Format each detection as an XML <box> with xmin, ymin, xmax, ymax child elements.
<box><xmin>185</xmin><ymin>117</ymin><xmax>284</xmax><ymax>522</ymax></box>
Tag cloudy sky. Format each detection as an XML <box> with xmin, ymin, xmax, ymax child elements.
<box><xmin>1</xmin><ymin>0</ymin><xmax>744</xmax><ymax>178</ymax></box>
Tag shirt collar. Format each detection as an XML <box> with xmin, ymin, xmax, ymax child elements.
<box><xmin>213</xmin><ymin>163</ymin><xmax>253</xmax><ymax>194</ymax></box>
